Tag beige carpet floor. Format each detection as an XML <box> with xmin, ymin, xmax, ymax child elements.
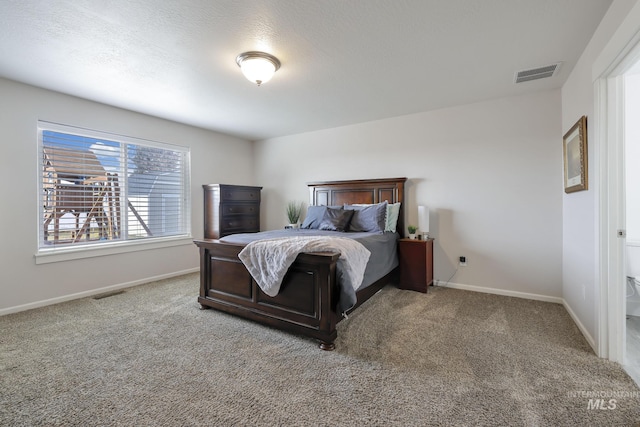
<box><xmin>2</xmin><ymin>273</ymin><xmax>639</xmax><ymax>426</ymax></box>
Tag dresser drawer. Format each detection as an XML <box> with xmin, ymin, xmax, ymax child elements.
<box><xmin>221</xmin><ymin>217</ymin><xmax>259</xmax><ymax>233</ymax></box>
<box><xmin>220</xmin><ymin>187</ymin><xmax>260</xmax><ymax>202</ymax></box>
<box><xmin>222</xmin><ymin>203</ymin><xmax>259</xmax><ymax>216</ymax></box>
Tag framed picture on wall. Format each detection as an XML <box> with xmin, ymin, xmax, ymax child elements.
<box><xmin>563</xmin><ymin>115</ymin><xmax>588</xmax><ymax>193</ymax></box>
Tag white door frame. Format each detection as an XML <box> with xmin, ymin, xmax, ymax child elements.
<box><xmin>596</xmin><ymin>27</ymin><xmax>640</xmax><ymax>362</ymax></box>
<box><xmin>595</xmin><ymin>74</ymin><xmax>625</xmax><ymax>362</ymax></box>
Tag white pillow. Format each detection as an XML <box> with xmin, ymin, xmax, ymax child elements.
<box><xmin>385</xmin><ymin>203</ymin><xmax>401</xmax><ymax>232</ymax></box>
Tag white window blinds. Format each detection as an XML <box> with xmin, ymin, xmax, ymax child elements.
<box><xmin>38</xmin><ymin>122</ymin><xmax>190</xmax><ymax>251</ymax></box>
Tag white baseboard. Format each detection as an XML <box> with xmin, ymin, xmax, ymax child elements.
<box><xmin>561</xmin><ymin>299</ymin><xmax>597</xmax><ymax>354</ymax></box>
<box><xmin>0</xmin><ymin>268</ymin><xmax>199</xmax><ymax>316</ymax></box>
<box><xmin>434</xmin><ymin>280</ymin><xmax>597</xmax><ymax>352</ymax></box>
<box><xmin>433</xmin><ymin>280</ymin><xmax>563</xmax><ymax>304</ymax></box>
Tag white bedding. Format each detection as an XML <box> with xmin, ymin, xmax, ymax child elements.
<box><xmin>237</xmin><ymin>235</ymin><xmax>371</xmax><ymax>297</ymax></box>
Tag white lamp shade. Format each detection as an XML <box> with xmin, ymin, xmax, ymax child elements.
<box><xmin>418</xmin><ymin>205</ymin><xmax>429</xmax><ymax>233</ymax></box>
<box><xmin>239</xmin><ymin>56</ymin><xmax>276</xmax><ymax>85</ymax></box>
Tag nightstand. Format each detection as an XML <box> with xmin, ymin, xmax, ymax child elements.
<box><xmin>398</xmin><ymin>238</ymin><xmax>434</xmax><ymax>293</ymax></box>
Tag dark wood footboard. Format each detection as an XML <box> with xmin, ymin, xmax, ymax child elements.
<box><xmin>195</xmin><ymin>238</ymin><xmax>343</xmax><ymax>349</ymax></box>
<box><xmin>195</xmin><ymin>238</ymin><xmax>397</xmax><ymax>350</ymax></box>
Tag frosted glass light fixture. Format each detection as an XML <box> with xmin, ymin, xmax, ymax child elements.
<box><xmin>236</xmin><ymin>51</ymin><xmax>281</xmax><ymax>86</ymax></box>
<box><xmin>418</xmin><ymin>205</ymin><xmax>430</xmax><ymax>240</ymax></box>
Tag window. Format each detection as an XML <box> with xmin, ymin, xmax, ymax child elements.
<box><xmin>38</xmin><ymin>122</ymin><xmax>191</xmax><ymax>254</ymax></box>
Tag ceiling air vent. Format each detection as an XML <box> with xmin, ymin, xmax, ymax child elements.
<box><xmin>514</xmin><ymin>63</ymin><xmax>561</xmax><ymax>83</ymax></box>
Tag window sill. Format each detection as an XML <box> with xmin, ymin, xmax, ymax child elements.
<box><xmin>34</xmin><ymin>235</ymin><xmax>194</xmax><ymax>265</ymax></box>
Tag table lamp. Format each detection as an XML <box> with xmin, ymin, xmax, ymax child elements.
<box><xmin>418</xmin><ymin>205</ymin><xmax>430</xmax><ymax>240</ymax></box>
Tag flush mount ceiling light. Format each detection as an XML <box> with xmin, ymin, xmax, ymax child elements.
<box><xmin>236</xmin><ymin>51</ymin><xmax>281</xmax><ymax>86</ymax></box>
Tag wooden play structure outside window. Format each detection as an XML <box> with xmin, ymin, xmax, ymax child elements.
<box><xmin>38</xmin><ymin>122</ymin><xmax>190</xmax><ymax>251</ymax></box>
<box><xmin>42</xmin><ymin>145</ymin><xmax>121</xmax><ymax>243</ymax></box>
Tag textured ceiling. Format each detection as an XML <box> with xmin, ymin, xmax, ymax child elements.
<box><xmin>0</xmin><ymin>0</ymin><xmax>612</xmax><ymax>141</ymax></box>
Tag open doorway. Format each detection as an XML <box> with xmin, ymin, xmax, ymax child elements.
<box><xmin>624</xmin><ymin>70</ymin><xmax>640</xmax><ymax>384</ymax></box>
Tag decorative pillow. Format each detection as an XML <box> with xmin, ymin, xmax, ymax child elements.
<box><xmin>301</xmin><ymin>206</ymin><xmax>343</xmax><ymax>229</ymax></box>
<box><xmin>301</xmin><ymin>206</ymin><xmax>326</xmax><ymax>229</ymax></box>
<box><xmin>344</xmin><ymin>201</ymin><xmax>388</xmax><ymax>233</ymax></box>
<box><xmin>385</xmin><ymin>202</ymin><xmax>401</xmax><ymax>232</ymax></box>
<box><xmin>318</xmin><ymin>208</ymin><xmax>354</xmax><ymax>232</ymax></box>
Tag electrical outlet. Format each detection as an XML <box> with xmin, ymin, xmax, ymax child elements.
<box><xmin>459</xmin><ymin>256</ymin><xmax>467</xmax><ymax>266</ymax></box>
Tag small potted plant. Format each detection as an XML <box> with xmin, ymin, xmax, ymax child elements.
<box><xmin>286</xmin><ymin>201</ymin><xmax>303</xmax><ymax>228</ymax></box>
<box><xmin>407</xmin><ymin>225</ymin><xmax>418</xmax><ymax>239</ymax></box>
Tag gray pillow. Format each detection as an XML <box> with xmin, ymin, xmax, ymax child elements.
<box><xmin>344</xmin><ymin>201</ymin><xmax>388</xmax><ymax>233</ymax></box>
<box><xmin>301</xmin><ymin>205</ymin><xmax>343</xmax><ymax>229</ymax></box>
<box><xmin>301</xmin><ymin>206</ymin><xmax>326</xmax><ymax>229</ymax></box>
<box><xmin>318</xmin><ymin>208</ymin><xmax>354</xmax><ymax>232</ymax></box>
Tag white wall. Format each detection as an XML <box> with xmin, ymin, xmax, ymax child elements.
<box><xmin>0</xmin><ymin>78</ymin><xmax>254</xmax><ymax>312</ymax></box>
<box><xmin>254</xmin><ymin>90</ymin><xmax>563</xmax><ymax>299</ymax></box>
<box><xmin>561</xmin><ymin>0</ymin><xmax>640</xmax><ymax>349</ymax></box>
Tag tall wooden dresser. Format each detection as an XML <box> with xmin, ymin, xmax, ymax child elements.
<box><xmin>203</xmin><ymin>184</ymin><xmax>262</xmax><ymax>239</ymax></box>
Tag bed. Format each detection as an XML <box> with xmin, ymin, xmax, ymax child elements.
<box><xmin>193</xmin><ymin>177</ymin><xmax>406</xmax><ymax>350</ymax></box>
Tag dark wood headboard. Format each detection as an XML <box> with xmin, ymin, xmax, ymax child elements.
<box><xmin>307</xmin><ymin>177</ymin><xmax>407</xmax><ymax>236</ymax></box>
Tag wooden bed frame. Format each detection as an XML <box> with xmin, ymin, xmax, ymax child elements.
<box><xmin>194</xmin><ymin>177</ymin><xmax>406</xmax><ymax>350</ymax></box>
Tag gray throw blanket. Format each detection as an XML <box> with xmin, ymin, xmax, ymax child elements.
<box><xmin>237</xmin><ymin>235</ymin><xmax>371</xmax><ymax>297</ymax></box>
